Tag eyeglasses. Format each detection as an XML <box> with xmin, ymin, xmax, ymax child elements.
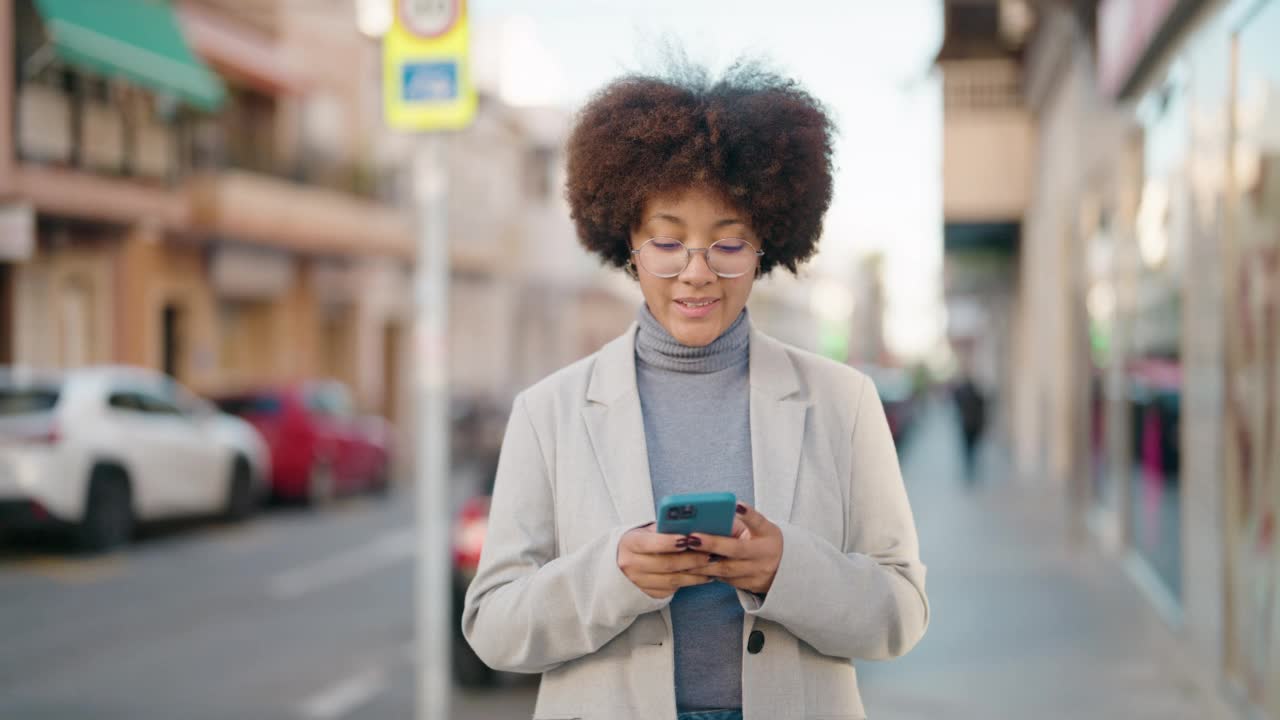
<box><xmin>630</xmin><ymin>237</ymin><xmax>764</xmax><ymax>279</ymax></box>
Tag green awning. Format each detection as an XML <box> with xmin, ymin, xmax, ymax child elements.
<box><xmin>34</xmin><ymin>0</ymin><xmax>225</xmax><ymax>111</ymax></box>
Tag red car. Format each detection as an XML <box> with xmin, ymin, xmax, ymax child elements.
<box><xmin>214</xmin><ymin>381</ymin><xmax>393</xmax><ymax>504</ymax></box>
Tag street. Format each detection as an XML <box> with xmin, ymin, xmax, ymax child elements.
<box><xmin>0</xmin><ymin>491</ymin><xmax>535</xmax><ymax>720</ymax></box>
<box><xmin>0</xmin><ymin>398</ymin><xmax>1229</xmax><ymax>719</ymax></box>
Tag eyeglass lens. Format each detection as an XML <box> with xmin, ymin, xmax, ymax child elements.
<box><xmin>634</xmin><ymin>238</ymin><xmax>758</xmax><ymax>278</ymax></box>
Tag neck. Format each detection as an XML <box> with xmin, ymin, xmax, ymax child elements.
<box><xmin>635</xmin><ymin>304</ymin><xmax>750</xmax><ymax>374</ymax></box>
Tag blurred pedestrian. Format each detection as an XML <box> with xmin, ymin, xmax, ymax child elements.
<box><xmin>952</xmin><ymin>374</ymin><xmax>986</xmax><ymax>484</ymax></box>
<box><xmin>462</xmin><ymin>60</ymin><xmax>929</xmax><ymax>720</ymax></box>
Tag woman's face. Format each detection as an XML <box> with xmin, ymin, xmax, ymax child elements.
<box><xmin>629</xmin><ymin>187</ymin><xmax>761</xmax><ymax>347</ymax></box>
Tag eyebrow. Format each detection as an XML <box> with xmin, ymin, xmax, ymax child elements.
<box><xmin>647</xmin><ymin>213</ymin><xmax>746</xmax><ymax>229</ymax></box>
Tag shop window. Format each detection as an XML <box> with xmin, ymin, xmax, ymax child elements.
<box><xmin>1226</xmin><ymin>3</ymin><xmax>1280</xmax><ymax>713</ymax></box>
<box><xmin>1127</xmin><ymin>63</ymin><xmax>1190</xmax><ymax>603</ymax></box>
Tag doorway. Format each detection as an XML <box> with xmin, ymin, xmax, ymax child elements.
<box><xmin>161</xmin><ymin>302</ymin><xmax>185</xmax><ymax>381</ymax></box>
<box><xmin>381</xmin><ymin>321</ymin><xmax>402</xmax><ymax>426</ymax></box>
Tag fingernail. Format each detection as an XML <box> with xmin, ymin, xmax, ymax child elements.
<box><xmin>687</xmin><ymin>536</ymin><xmax>702</xmax><ymax>547</ymax></box>
<box><xmin>675</xmin><ymin>538</ymin><xmax>688</xmax><ymax>549</ymax></box>
<box><xmin>736</xmin><ymin>504</ymin><xmax>747</xmax><ymax>515</ymax></box>
<box><xmin>709</xmin><ymin>554</ymin><xmax>724</xmax><ymax>563</ymax></box>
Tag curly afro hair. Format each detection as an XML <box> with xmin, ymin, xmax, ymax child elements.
<box><xmin>564</xmin><ymin>61</ymin><xmax>836</xmax><ymax>276</ymax></box>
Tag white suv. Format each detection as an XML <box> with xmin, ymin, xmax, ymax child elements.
<box><xmin>0</xmin><ymin>366</ymin><xmax>269</xmax><ymax>551</ymax></box>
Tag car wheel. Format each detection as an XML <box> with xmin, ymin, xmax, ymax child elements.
<box><xmin>77</xmin><ymin>468</ymin><xmax>134</xmax><ymax>553</ymax></box>
<box><xmin>306</xmin><ymin>460</ymin><xmax>335</xmax><ymax>507</ymax></box>
<box><xmin>223</xmin><ymin>456</ymin><xmax>256</xmax><ymax>522</ymax></box>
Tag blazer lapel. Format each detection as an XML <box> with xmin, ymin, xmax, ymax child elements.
<box><xmin>581</xmin><ymin>324</ymin><xmax>658</xmax><ymax>527</ymax></box>
<box><xmin>749</xmin><ymin>329</ymin><xmax>807</xmax><ymax>524</ymax></box>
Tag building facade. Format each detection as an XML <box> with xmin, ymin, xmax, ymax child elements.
<box><xmin>945</xmin><ymin>0</ymin><xmax>1280</xmax><ymax>716</ymax></box>
<box><xmin>1</xmin><ymin>0</ymin><xmax>415</xmax><ymax>428</ymax></box>
<box><xmin>935</xmin><ymin>0</ymin><xmax>1035</xmax><ymax>453</ymax></box>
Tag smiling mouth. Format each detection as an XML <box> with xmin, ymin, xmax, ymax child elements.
<box><xmin>675</xmin><ymin>299</ymin><xmax>719</xmax><ymax>308</ymax></box>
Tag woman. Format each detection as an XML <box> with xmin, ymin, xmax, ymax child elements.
<box><xmin>463</xmin><ymin>63</ymin><xmax>929</xmax><ymax>720</ymax></box>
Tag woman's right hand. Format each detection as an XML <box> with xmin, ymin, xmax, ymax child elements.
<box><xmin>617</xmin><ymin>524</ymin><xmax>714</xmax><ymax>598</ymax></box>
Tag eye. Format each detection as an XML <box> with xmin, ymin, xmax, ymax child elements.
<box><xmin>713</xmin><ymin>240</ymin><xmax>747</xmax><ymax>254</ymax></box>
<box><xmin>650</xmin><ymin>239</ymin><xmax>684</xmax><ymax>252</ymax></box>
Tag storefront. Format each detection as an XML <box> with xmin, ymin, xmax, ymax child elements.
<box><xmin>1084</xmin><ymin>0</ymin><xmax>1278</xmax><ymax>714</ymax></box>
<box><xmin>1223</xmin><ymin>1</ymin><xmax>1280</xmax><ymax>713</ymax></box>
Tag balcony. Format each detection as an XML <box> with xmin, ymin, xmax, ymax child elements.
<box><xmin>16</xmin><ymin>76</ymin><xmax>182</xmax><ymax>183</ymax></box>
<box><xmin>12</xmin><ymin>75</ymin><xmax>188</xmax><ymax>226</ymax></box>
<box><xmin>186</xmin><ymin>170</ymin><xmax>412</xmax><ymax>259</ymax></box>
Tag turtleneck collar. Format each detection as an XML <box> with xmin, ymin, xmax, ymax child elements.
<box><xmin>635</xmin><ymin>304</ymin><xmax>750</xmax><ymax>374</ymax></box>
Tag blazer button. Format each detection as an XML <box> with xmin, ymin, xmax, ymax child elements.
<box><xmin>747</xmin><ymin>630</ymin><xmax>765</xmax><ymax>654</ymax></box>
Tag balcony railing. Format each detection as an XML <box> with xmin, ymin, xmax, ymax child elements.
<box><xmin>943</xmin><ymin>59</ymin><xmax>1024</xmax><ymax>112</ymax></box>
<box><xmin>15</xmin><ymin>71</ymin><xmax>394</xmax><ymax>203</ymax></box>
<box><xmin>16</xmin><ymin>73</ymin><xmax>181</xmax><ymax>183</ymax></box>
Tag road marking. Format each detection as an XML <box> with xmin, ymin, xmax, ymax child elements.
<box><xmin>297</xmin><ymin>665</ymin><xmax>389</xmax><ymax>720</ymax></box>
<box><xmin>267</xmin><ymin>527</ymin><xmax>415</xmax><ymax>599</ymax></box>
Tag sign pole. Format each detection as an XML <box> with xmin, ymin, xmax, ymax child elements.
<box><xmin>381</xmin><ymin>3</ymin><xmax>475</xmax><ymax>717</ymax></box>
<box><xmin>413</xmin><ymin>132</ymin><xmax>451</xmax><ymax>720</ymax></box>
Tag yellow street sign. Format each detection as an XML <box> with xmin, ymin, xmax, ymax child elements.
<box><xmin>382</xmin><ymin>0</ymin><xmax>477</xmax><ymax>132</ymax></box>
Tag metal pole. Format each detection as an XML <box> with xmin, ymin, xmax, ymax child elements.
<box><xmin>413</xmin><ymin>132</ymin><xmax>450</xmax><ymax>720</ymax></box>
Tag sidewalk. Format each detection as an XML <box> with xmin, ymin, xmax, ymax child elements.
<box><xmin>856</xmin><ymin>395</ymin><xmax>1229</xmax><ymax>719</ymax></box>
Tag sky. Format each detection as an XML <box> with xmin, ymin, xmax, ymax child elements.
<box><xmin>466</xmin><ymin>0</ymin><xmax>946</xmax><ymax>360</ymax></box>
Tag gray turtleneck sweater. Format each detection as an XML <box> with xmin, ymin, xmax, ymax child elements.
<box><xmin>635</xmin><ymin>304</ymin><xmax>753</xmax><ymax>712</ymax></box>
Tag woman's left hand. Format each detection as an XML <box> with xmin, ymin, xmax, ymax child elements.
<box><xmin>686</xmin><ymin>503</ymin><xmax>783</xmax><ymax>595</ymax></box>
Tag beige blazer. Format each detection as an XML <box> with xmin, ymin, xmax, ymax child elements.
<box><xmin>463</xmin><ymin>324</ymin><xmax>929</xmax><ymax>720</ymax></box>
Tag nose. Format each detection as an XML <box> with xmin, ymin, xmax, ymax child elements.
<box><xmin>678</xmin><ymin>248</ymin><xmax>716</xmax><ymax>286</ymax></box>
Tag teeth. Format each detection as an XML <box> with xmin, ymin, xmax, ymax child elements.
<box><xmin>680</xmin><ymin>300</ymin><xmax>715</xmax><ymax>307</ymax></box>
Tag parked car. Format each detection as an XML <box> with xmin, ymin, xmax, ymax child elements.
<box><xmin>0</xmin><ymin>366</ymin><xmax>269</xmax><ymax>551</ymax></box>
<box><xmin>452</xmin><ymin>493</ymin><xmax>494</xmax><ymax>686</ymax></box>
<box><xmin>213</xmin><ymin>381</ymin><xmax>393</xmax><ymax>504</ymax></box>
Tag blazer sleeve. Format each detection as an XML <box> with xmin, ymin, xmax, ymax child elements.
<box><xmin>462</xmin><ymin>393</ymin><xmax>669</xmax><ymax>674</ymax></box>
<box><xmin>740</xmin><ymin>375</ymin><xmax>930</xmax><ymax>660</ymax></box>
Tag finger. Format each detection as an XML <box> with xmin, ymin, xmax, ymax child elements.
<box><xmin>734</xmin><ymin>502</ymin><xmax>773</xmax><ymax>534</ymax></box>
<box><xmin>635</xmin><ymin>572</ymin><xmax>715</xmax><ymax>592</ymax></box>
<box><xmin>686</xmin><ymin>532</ymin><xmax>750</xmax><ymax>559</ymax></box>
<box><xmin>625</xmin><ymin>529</ymin><xmax>693</xmax><ymax>554</ymax></box>
<box><xmin>730</xmin><ymin>518</ymin><xmax>747</xmax><ymax>538</ymax></box>
<box><xmin>628</xmin><ymin>551</ymin><xmax>714</xmax><ymax>574</ymax></box>
<box><xmin>688</xmin><ymin>559</ymin><xmax>752</xmax><ymax>578</ymax></box>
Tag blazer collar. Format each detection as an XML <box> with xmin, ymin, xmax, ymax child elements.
<box><xmin>582</xmin><ymin>323</ymin><xmax>808</xmax><ymax>526</ymax></box>
<box><xmin>584</xmin><ymin>323</ymin><xmax>803</xmax><ymax>403</ymax></box>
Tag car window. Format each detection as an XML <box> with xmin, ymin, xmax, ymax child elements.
<box><xmin>0</xmin><ymin>386</ymin><xmax>61</xmax><ymax>415</ymax></box>
<box><xmin>136</xmin><ymin>392</ymin><xmax>183</xmax><ymax>416</ymax></box>
<box><xmin>107</xmin><ymin>391</ymin><xmax>143</xmax><ymax>412</ymax></box>
<box><xmin>108</xmin><ymin>390</ymin><xmax>182</xmax><ymax>416</ymax></box>
<box><xmin>306</xmin><ymin>383</ymin><xmax>353</xmax><ymax>419</ymax></box>
<box><xmin>217</xmin><ymin>394</ymin><xmax>283</xmax><ymax>417</ymax></box>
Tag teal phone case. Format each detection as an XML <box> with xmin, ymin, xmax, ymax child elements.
<box><xmin>656</xmin><ymin>492</ymin><xmax>737</xmax><ymax>536</ymax></box>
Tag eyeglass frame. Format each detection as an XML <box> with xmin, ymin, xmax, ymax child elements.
<box><xmin>628</xmin><ymin>236</ymin><xmax>765</xmax><ymax>279</ymax></box>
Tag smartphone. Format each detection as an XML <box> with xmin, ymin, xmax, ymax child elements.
<box><xmin>656</xmin><ymin>492</ymin><xmax>737</xmax><ymax>536</ymax></box>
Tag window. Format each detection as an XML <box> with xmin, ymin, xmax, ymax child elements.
<box><xmin>108</xmin><ymin>392</ymin><xmax>143</xmax><ymax>412</ymax></box>
<box><xmin>305</xmin><ymin>383</ymin><xmax>353</xmax><ymax>419</ymax></box>
<box><xmin>216</xmin><ymin>394</ymin><xmax>283</xmax><ymax>418</ymax></box>
<box><xmin>137</xmin><ymin>393</ymin><xmax>182</xmax><ymax>416</ymax></box>
<box><xmin>0</xmin><ymin>387</ymin><xmax>61</xmax><ymax>415</ymax></box>
<box><xmin>108</xmin><ymin>390</ymin><xmax>181</xmax><ymax>416</ymax></box>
